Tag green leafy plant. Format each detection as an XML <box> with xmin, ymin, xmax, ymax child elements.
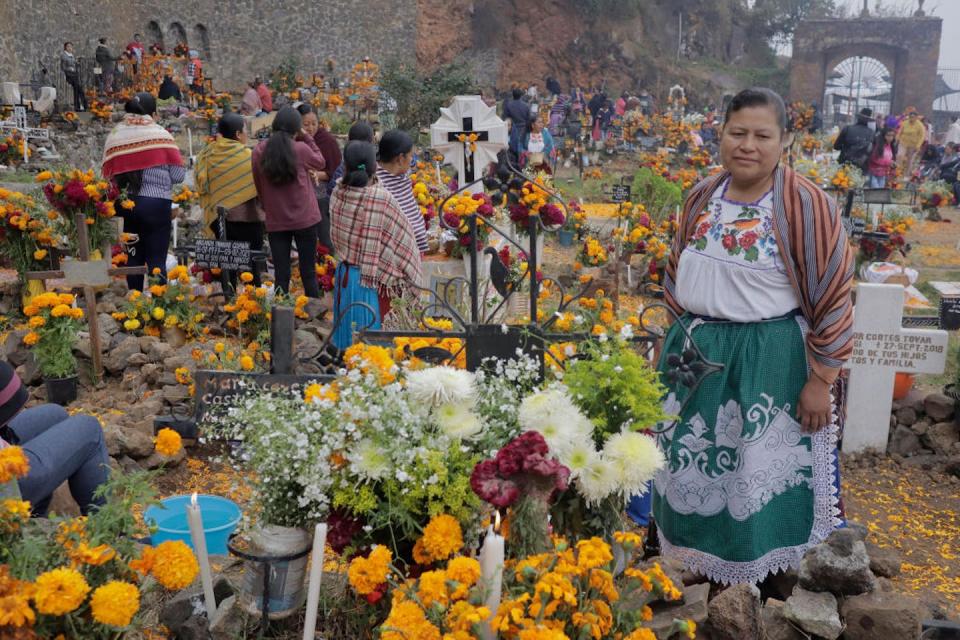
<box><xmin>631</xmin><ymin>167</ymin><xmax>683</xmax><ymax>223</ymax></box>
<box><xmin>23</xmin><ymin>291</ymin><xmax>84</xmax><ymax>379</ymax></box>
<box><xmin>379</xmin><ymin>59</ymin><xmax>474</xmax><ymax>137</ymax></box>
<box><xmin>268</xmin><ymin>55</ymin><xmax>301</xmax><ymax>94</ymax></box>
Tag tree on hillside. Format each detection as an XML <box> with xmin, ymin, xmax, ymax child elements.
<box><xmin>749</xmin><ymin>0</ymin><xmax>838</xmax><ymax>44</ymax></box>
<box><xmin>379</xmin><ymin>60</ymin><xmax>474</xmax><ymax>137</ymax></box>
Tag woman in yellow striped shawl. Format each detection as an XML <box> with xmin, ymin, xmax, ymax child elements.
<box><xmin>195</xmin><ymin>112</ymin><xmax>264</xmax><ymax>285</ymax></box>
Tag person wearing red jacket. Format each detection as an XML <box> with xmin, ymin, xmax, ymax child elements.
<box><xmin>255</xmin><ymin>77</ymin><xmax>273</xmax><ymax>113</ymax></box>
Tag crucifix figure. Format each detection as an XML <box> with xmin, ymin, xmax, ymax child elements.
<box><xmin>0</xmin><ymin>106</ymin><xmax>50</xmax><ymax>164</ymax></box>
<box><xmin>430</xmin><ymin>96</ymin><xmax>507</xmax><ymax>195</ymax></box>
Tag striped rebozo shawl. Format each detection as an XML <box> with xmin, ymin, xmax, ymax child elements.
<box><xmin>664</xmin><ymin>164</ymin><xmax>854</xmax><ymax>382</ymax></box>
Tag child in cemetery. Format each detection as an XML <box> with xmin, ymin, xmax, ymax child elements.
<box><xmin>0</xmin><ymin>361</ymin><xmax>109</xmax><ymax>517</ymax></box>
<box><xmin>297</xmin><ymin>103</ymin><xmax>342</xmax><ymax>254</ymax></box>
<box><xmin>651</xmin><ymin>87</ymin><xmax>853</xmax><ymax>587</ymax></box>
<box><xmin>867</xmin><ymin>127</ymin><xmax>898</xmax><ymax>189</ymax></box>
<box><xmin>101</xmin><ymin>92</ymin><xmax>185</xmax><ymax>290</ymax></box>
<box><xmin>251</xmin><ymin>105</ymin><xmax>326</xmax><ymax>298</ymax></box>
<box><xmin>329</xmin><ymin>141</ymin><xmax>422</xmax><ymax>349</ymax></box>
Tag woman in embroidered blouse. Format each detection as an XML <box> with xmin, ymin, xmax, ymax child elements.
<box><xmin>650</xmin><ymin>88</ymin><xmax>853</xmax><ymax>587</ymax></box>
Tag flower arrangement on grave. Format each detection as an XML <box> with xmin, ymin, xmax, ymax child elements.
<box><xmin>0</xmin><ymin>187</ymin><xmax>58</xmax><ymax>280</ymax></box>
<box><xmin>856</xmin><ymin>221</ymin><xmax>909</xmax><ymax>268</ymax></box>
<box><xmin>37</xmin><ymin>168</ymin><xmax>119</xmax><ymax>256</ymax></box>
<box><xmin>113</xmin><ymin>266</ymin><xmax>203</xmax><ymax>338</ymax></box>
<box><xmin>327</xmin><ymin>93</ymin><xmax>345</xmax><ymax>111</ymax></box>
<box><xmin>21</xmin><ymin>292</ymin><xmax>84</xmax><ymax>380</ymax></box>
<box><xmin>173</xmin><ymin>43</ymin><xmax>189</xmax><ymax>58</ymax></box>
<box><xmin>507</xmin><ymin>180</ymin><xmax>565</xmax><ymax>235</ymax></box>
<box><xmin>831</xmin><ymin>164</ymin><xmax>864</xmax><ymax>191</ymax></box>
<box><xmin>0</xmin><ymin>466</ymin><xmax>198</xmax><ymax>638</ymax></box>
<box><xmin>441</xmin><ymin>192</ymin><xmax>496</xmax><ymax>258</ymax></box>
<box><xmin>919</xmin><ymin>180</ymin><xmax>953</xmax><ymax>212</ymax></box>
<box><xmin>801</xmin><ymin>133</ymin><xmax>823</xmax><ymax>155</ymax></box>
<box><xmin>171</xmin><ymin>183</ymin><xmax>199</xmax><ymax>207</ymax></box>
<box><xmin>89</xmin><ymin>100</ymin><xmax>113</xmax><ymax>122</ymax></box>
<box><xmin>411</xmin><ymin>162</ymin><xmax>448</xmax><ymax>231</ymax></box>
<box><xmin>0</xmin><ymin>131</ymin><xmax>30</xmax><ymax>166</ymax></box>
<box><xmin>174</xmin><ymin>340</ymin><xmax>269</xmax><ymax>397</ymax></box>
<box><xmin>790</xmin><ymin>100</ymin><xmax>815</xmax><ymax>132</ymax></box>
<box><xmin>497</xmin><ymin>245</ymin><xmax>542</xmax><ymax>295</ymax></box>
<box><xmin>576</xmin><ymin>236</ymin><xmax>610</xmax><ymax>268</ymax></box>
<box><xmin>316</xmin><ymin>245</ymin><xmax>337</xmax><ymax>293</ymax></box>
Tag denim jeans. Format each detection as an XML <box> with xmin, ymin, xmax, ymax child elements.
<box><xmin>6</xmin><ymin>405</ymin><xmax>109</xmax><ymax>516</ymax></box>
<box><xmin>868</xmin><ymin>174</ymin><xmax>887</xmax><ymax>189</ymax></box>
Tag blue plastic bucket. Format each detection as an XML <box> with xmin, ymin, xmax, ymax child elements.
<box><xmin>145</xmin><ymin>494</ymin><xmax>241</xmax><ymax>555</ymax></box>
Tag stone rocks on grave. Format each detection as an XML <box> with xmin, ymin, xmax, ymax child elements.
<box><xmin>865</xmin><ymin>541</ymin><xmax>902</xmax><ymax>578</ymax></box>
<box><xmin>115</xmin><ymin>455</ymin><xmax>141</xmax><ymax>474</ymax></box>
<box><xmin>2</xmin><ymin>329</ymin><xmax>29</xmax><ymax>366</ymax></box>
<box><xmin>140</xmin><ymin>363</ymin><xmax>162</xmax><ymax>387</ymax></box>
<box><xmin>895</xmin><ymin>406</ymin><xmax>918</xmax><ymax>426</ymax></box>
<box><xmin>705</xmin><ymin>583</ymin><xmax>761</xmax><ymax>640</ymax></box>
<box><xmin>760</xmin><ymin>598</ymin><xmax>806</xmax><ymax>640</ymax></box>
<box><xmin>647</xmin><ymin>582</ymin><xmax>710</xmax><ymax>638</ymax></box>
<box><xmin>900</xmin><ymin>389</ymin><xmax>927</xmax><ymax>413</ymax></box>
<box><xmin>48</xmin><ymin>482</ymin><xmax>81</xmax><ymax>517</ymax></box>
<box><xmin>114</xmin><ymin>426</ymin><xmax>155</xmax><ymax>460</ymax></box>
<box><xmin>898</xmin><ymin>452</ymin><xmax>938</xmax><ymax>470</ymax></box>
<box><xmin>73</xmin><ymin>337</ymin><xmax>92</xmax><ymax>359</ymax></box>
<box><xmin>97</xmin><ymin>313</ymin><xmax>119</xmax><ymax>337</ymax></box>
<box><xmin>839</xmin><ymin>589</ymin><xmax>923</xmax><ymax>640</ymax></box>
<box><xmin>126</xmin><ymin>353</ymin><xmax>151</xmax><ymax>368</ymax></box>
<box><xmin>911</xmin><ymin>419</ymin><xmax>930</xmax><ymax>436</ymax></box>
<box><xmin>105</xmin><ymin>336</ymin><xmax>142</xmax><ymax>374</ymax></box>
<box><xmin>163</xmin><ymin>384</ymin><xmax>190</xmax><ymax>404</ymax></box>
<box><xmin>924</xmin><ymin>392</ymin><xmax>955</xmax><ymax>422</ymax></box>
<box><xmin>761</xmin><ymin>567</ymin><xmax>798</xmax><ymax>601</ymax></box>
<box><xmin>210</xmin><ymin>595</ymin><xmax>248</xmax><ymax>640</ymax></box>
<box><xmin>146</xmin><ymin>339</ymin><xmax>175</xmax><ymax>363</ymax></box>
<box><xmin>141</xmin><ymin>447</ymin><xmax>187</xmax><ymax>470</ymax></box>
<box><xmin>889</xmin><ymin>425</ymin><xmax>922</xmax><ymax>456</ymax></box>
<box><xmin>783</xmin><ymin>586</ymin><xmax>842</xmax><ymax>640</ymax></box>
<box><xmin>845</xmin><ymin>520</ymin><xmax>869</xmax><ymax>542</ymax></box>
<box><xmin>922</xmin><ymin>421</ymin><xmax>960</xmax><ymax>456</ymax></box>
<box><xmin>945</xmin><ymin>455</ymin><xmax>960</xmax><ymax>479</ymax></box>
<box><xmin>18</xmin><ymin>357</ymin><xmax>40</xmax><ymax>386</ymax></box>
<box><xmin>798</xmin><ymin>528</ymin><xmax>876</xmax><ymax>596</ymax></box>
<box><xmin>128</xmin><ymin>398</ymin><xmax>165</xmax><ymax>422</ymax></box>
<box><xmin>161</xmin><ymin>575</ymin><xmax>234</xmax><ymax>636</ymax></box>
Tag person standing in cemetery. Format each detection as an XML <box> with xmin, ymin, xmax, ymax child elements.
<box><xmin>195</xmin><ymin>112</ymin><xmax>264</xmax><ymax>287</ymax></box>
<box><xmin>523</xmin><ymin>119</ymin><xmax>555</xmax><ymax>174</ymax></box>
<box><xmin>897</xmin><ymin>108</ymin><xmax>926</xmax><ymax>179</ymax></box>
<box><xmin>297</xmin><ymin>103</ymin><xmax>342</xmax><ymax>253</ymax></box>
<box><xmin>946</xmin><ymin>115</ymin><xmax>960</xmax><ymax>146</ymax></box>
<box><xmin>376</xmin><ymin>130</ymin><xmax>428</xmax><ymax>254</ymax></box>
<box><xmin>157</xmin><ymin>74</ymin><xmax>182</xmax><ymax>103</ymax></box>
<box><xmin>252</xmin><ymin>106</ymin><xmax>326</xmax><ymax>298</ymax></box>
<box><xmin>59</xmin><ymin>42</ymin><xmax>87</xmax><ymax>112</ymax></box>
<box><xmin>867</xmin><ymin>127</ymin><xmax>898</xmax><ymax>189</ymax></box>
<box><xmin>241</xmin><ymin>81</ymin><xmax>262</xmax><ymax>116</ymax></box>
<box><xmin>0</xmin><ymin>362</ymin><xmax>110</xmax><ymax>517</ymax></box>
<box><xmin>101</xmin><ymin>92</ymin><xmax>185</xmax><ymax>291</ymax></box>
<box><xmin>655</xmin><ymin>87</ymin><xmax>853</xmax><ymax>586</ymax></box>
<box><xmin>186</xmin><ymin>51</ymin><xmax>205</xmax><ymax>103</ymax></box>
<box><xmin>94</xmin><ymin>37</ymin><xmax>118</xmax><ymax>95</ymax></box>
<box><xmin>833</xmin><ymin>107</ymin><xmax>873</xmax><ymax>171</ymax></box>
<box><xmin>126</xmin><ymin>33</ymin><xmax>144</xmax><ymax>76</ymax></box>
<box><xmin>326</xmin><ymin>121</ymin><xmax>375</xmax><ymax>201</ymax></box>
<box><xmin>503</xmin><ymin>87</ymin><xmax>533</xmax><ymax>162</ymax></box>
<box><xmin>329</xmin><ymin>141</ymin><xmax>422</xmax><ymax>349</ymax></box>
<box><xmin>255</xmin><ymin>77</ymin><xmax>274</xmax><ymax>113</ymax></box>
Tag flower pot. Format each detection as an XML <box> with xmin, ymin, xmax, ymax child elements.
<box><xmin>231</xmin><ymin>525</ymin><xmax>312</xmax><ymax>620</ymax></box>
<box><xmin>558</xmin><ymin>229</ymin><xmax>575</xmax><ymax>247</ymax></box>
<box><xmin>162</xmin><ymin>325</ymin><xmax>187</xmax><ymax>348</ymax></box>
<box><xmin>44</xmin><ymin>375</ymin><xmax>78</xmax><ymax>406</ymax></box>
<box><xmin>893</xmin><ymin>372</ymin><xmax>914</xmax><ymax>401</ymax></box>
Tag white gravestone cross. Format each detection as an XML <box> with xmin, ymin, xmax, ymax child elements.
<box><xmin>430</xmin><ymin>95</ymin><xmax>507</xmax><ymax>195</ymax></box>
<box><xmin>0</xmin><ymin>106</ymin><xmax>50</xmax><ymax>164</ymax></box>
<box><xmin>842</xmin><ymin>283</ymin><xmax>948</xmax><ymax>453</ymax></box>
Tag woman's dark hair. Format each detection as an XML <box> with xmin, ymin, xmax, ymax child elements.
<box><xmin>511</xmin><ymin>88</ymin><xmax>523</xmax><ymax>100</ymax></box>
<box><xmin>871</xmin><ymin>127</ymin><xmax>898</xmax><ymax>160</ymax></box>
<box><xmin>217</xmin><ymin>112</ymin><xmax>245</xmax><ymax>140</ymax></box>
<box><xmin>342</xmin><ymin>141</ymin><xmax>377</xmax><ymax>188</ymax></box>
<box><xmin>347</xmin><ymin>121</ymin><xmax>375</xmax><ymax>142</ymax></box>
<box><xmin>124</xmin><ymin>92</ymin><xmax>157</xmax><ymax>116</ymax></box>
<box><xmin>64</xmin><ymin>42</ymin><xmax>71</xmax><ymax>49</ymax></box>
<box><xmin>723</xmin><ymin>87</ymin><xmax>787</xmax><ymax>133</ymax></box>
<box><xmin>296</xmin><ymin>103</ymin><xmax>314</xmax><ymax>117</ymax></box>
<box><xmin>260</xmin><ymin>106</ymin><xmax>301</xmax><ymax>185</ymax></box>
<box><xmin>378</xmin><ymin>129</ymin><xmax>413</xmax><ymax>164</ymax></box>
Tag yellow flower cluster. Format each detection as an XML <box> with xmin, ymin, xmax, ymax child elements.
<box><xmin>393</xmin><ymin>336</ymin><xmax>466</xmax><ymax>369</ymax></box>
<box><xmin>154</xmin><ymin>427</ymin><xmax>183</xmax><ymax>457</ymax></box>
<box><xmin>412</xmin><ymin>514</ymin><xmax>464</xmax><ymax>565</ymax></box>
<box><xmin>344</xmin><ymin>343</ymin><xmax>397</xmax><ymax>385</ymax></box>
<box><xmin>0</xmin><ymin>498</ymin><xmax>31</xmax><ymax>533</ymax></box>
<box><xmin>443</xmin><ymin>193</ymin><xmax>482</xmax><ymax>219</ymax></box>
<box><xmin>0</xmin><ymin>446</ymin><xmax>30</xmax><ymax>483</ymax></box>
<box><xmin>0</xmin><ymin>565</ymin><xmax>35</xmax><ymax>628</ymax></box>
<box><xmin>224</xmin><ymin>282</ymin><xmax>271</xmax><ymax>332</ymax></box>
<box><xmin>133</xmin><ymin>541</ymin><xmax>200</xmax><ymax>590</ymax></box>
<box><xmin>347</xmin><ymin>545</ymin><xmax>392</xmax><ymax>595</ymax></box>
<box><xmin>578</xmin><ymin>237</ymin><xmax>608</xmax><ymax>267</ymax></box>
<box><xmin>115</xmin><ymin>268</ymin><xmax>202</xmax><ymax>337</ymax></box>
<box><xmin>172</xmin><ymin>184</ymin><xmax>199</xmax><ymax>204</ymax></box>
<box><xmin>304</xmin><ymin>381</ymin><xmax>339</xmax><ymax>404</ymax></box>
<box><xmin>22</xmin><ymin>292</ymin><xmax>82</xmax><ymax>351</ymax></box>
<box><xmin>89</xmin><ymin>580</ymin><xmax>140</xmax><ymax>627</ymax></box>
<box><xmin>32</xmin><ymin>567</ymin><xmax>90</xmax><ymax>615</ymax></box>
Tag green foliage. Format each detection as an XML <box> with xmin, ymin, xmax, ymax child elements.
<box><xmin>268</xmin><ymin>56</ymin><xmax>301</xmax><ymax>94</ymax></box>
<box><xmin>631</xmin><ymin>167</ymin><xmax>683</xmax><ymax>222</ymax></box>
<box><xmin>379</xmin><ymin>59</ymin><xmax>474</xmax><ymax>137</ymax></box>
<box><xmin>749</xmin><ymin>0</ymin><xmax>838</xmax><ymax>42</ymax></box>
<box><xmin>564</xmin><ymin>341</ymin><xmax>670</xmax><ymax>440</ymax></box>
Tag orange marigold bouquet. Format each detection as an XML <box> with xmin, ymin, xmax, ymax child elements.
<box><xmin>0</xmin><ymin>469</ymin><xmax>198</xmax><ymax>638</ymax></box>
<box><xmin>37</xmin><ymin>168</ymin><xmax>119</xmax><ymax>255</ymax></box>
<box><xmin>113</xmin><ymin>266</ymin><xmax>203</xmax><ymax>338</ymax></box>
<box><xmin>22</xmin><ymin>292</ymin><xmax>84</xmax><ymax>379</ymax></box>
<box><xmin>0</xmin><ymin>187</ymin><xmax>58</xmax><ymax>280</ymax></box>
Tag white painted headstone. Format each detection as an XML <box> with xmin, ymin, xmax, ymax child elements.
<box><xmin>842</xmin><ymin>283</ymin><xmax>948</xmax><ymax>453</ymax></box>
<box><xmin>0</xmin><ymin>106</ymin><xmax>50</xmax><ymax>163</ymax></box>
<box><xmin>430</xmin><ymin>95</ymin><xmax>507</xmax><ymax>194</ymax></box>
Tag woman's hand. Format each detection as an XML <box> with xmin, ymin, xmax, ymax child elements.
<box><xmin>797</xmin><ymin>376</ymin><xmax>832</xmax><ymax>433</ymax></box>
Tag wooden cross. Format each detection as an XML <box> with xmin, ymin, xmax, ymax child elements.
<box><xmin>842</xmin><ymin>283</ymin><xmax>948</xmax><ymax>453</ymax></box>
<box><xmin>0</xmin><ymin>106</ymin><xmax>50</xmax><ymax>164</ymax></box>
<box><xmin>25</xmin><ymin>214</ymin><xmax>146</xmax><ymax>380</ymax></box>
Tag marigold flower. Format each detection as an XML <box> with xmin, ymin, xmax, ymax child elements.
<box><xmin>347</xmin><ymin>546</ymin><xmax>392</xmax><ymax>595</ymax></box>
<box><xmin>23</xmin><ymin>304</ymin><xmax>38</xmax><ymax>317</ymax></box>
<box><xmin>214</xmin><ymin>342</ymin><xmax>225</xmax><ymax>353</ymax></box>
<box><xmin>90</xmin><ymin>580</ymin><xmax>139</xmax><ymax>627</ymax></box>
<box><xmin>27</xmin><ymin>316</ymin><xmax>45</xmax><ymax>329</ymax></box>
<box><xmin>0</xmin><ymin>593</ymin><xmax>35</xmax><ymax>627</ymax></box>
<box><xmin>150</xmin><ymin>541</ymin><xmax>199</xmax><ymax>590</ymax></box>
<box><xmin>240</xmin><ymin>272</ymin><xmax>254</xmax><ymax>283</ymax></box>
<box><xmin>32</xmin><ymin>567</ymin><xmax>90</xmax><ymax>615</ymax></box>
<box><xmin>69</xmin><ymin>542</ymin><xmax>116</xmax><ymax>567</ymax></box>
<box><xmin>154</xmin><ymin>428</ymin><xmax>183</xmax><ymax>457</ymax></box>
<box><xmin>120</xmin><ymin>199</ymin><xmax>136</xmax><ymax>210</ymax></box>
<box><xmin>239</xmin><ymin>355</ymin><xmax>254</xmax><ymax>371</ymax></box>
<box><xmin>34</xmin><ymin>170</ymin><xmax>52</xmax><ymax>182</ymax></box>
<box><xmin>446</xmin><ymin>556</ymin><xmax>480</xmax><ymax>600</ymax></box>
<box><xmin>32</xmin><ymin>249</ymin><xmax>47</xmax><ymax>260</ymax></box>
<box><xmin>22</xmin><ymin>332</ymin><xmax>39</xmax><ymax>346</ymax></box>
<box><xmin>124</xmin><ymin>318</ymin><xmax>141</xmax><ymax>331</ymax></box>
<box><xmin>417</xmin><ymin>569</ymin><xmax>449</xmax><ymax>608</ymax></box>
<box><xmin>415</xmin><ymin>514</ymin><xmax>463</xmax><ymax>564</ymax></box>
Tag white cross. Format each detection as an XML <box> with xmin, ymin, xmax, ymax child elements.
<box><xmin>841</xmin><ymin>283</ymin><xmax>948</xmax><ymax>453</ymax></box>
<box><xmin>430</xmin><ymin>95</ymin><xmax>507</xmax><ymax>195</ymax></box>
<box><xmin>0</xmin><ymin>106</ymin><xmax>50</xmax><ymax>164</ymax></box>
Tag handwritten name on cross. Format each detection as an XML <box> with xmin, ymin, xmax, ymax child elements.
<box><xmin>430</xmin><ymin>96</ymin><xmax>507</xmax><ymax>195</ymax></box>
<box><xmin>842</xmin><ymin>283</ymin><xmax>948</xmax><ymax>453</ymax></box>
<box><xmin>0</xmin><ymin>106</ymin><xmax>49</xmax><ymax>164</ymax></box>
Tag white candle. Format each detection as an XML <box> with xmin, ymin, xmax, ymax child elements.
<box><xmin>302</xmin><ymin>523</ymin><xmax>328</xmax><ymax>640</ymax></box>
<box><xmin>186</xmin><ymin>493</ymin><xmax>217</xmax><ymax>617</ymax></box>
<box><xmin>188</xmin><ymin>128</ymin><xmax>193</xmax><ymax>158</ymax></box>
<box><xmin>172</xmin><ymin>218</ymin><xmax>179</xmax><ymax>249</ymax></box>
<box><xmin>478</xmin><ymin>512</ymin><xmax>505</xmax><ymax>640</ymax></box>
<box><xmin>435</xmin><ymin>161</ymin><xmax>442</xmax><ymax>185</ymax></box>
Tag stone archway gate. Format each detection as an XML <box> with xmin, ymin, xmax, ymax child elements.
<box><xmin>789</xmin><ymin>16</ymin><xmax>942</xmax><ymax>117</ymax></box>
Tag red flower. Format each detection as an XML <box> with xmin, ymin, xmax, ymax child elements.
<box><xmin>327</xmin><ymin>508</ymin><xmax>364</xmax><ymax>553</ymax></box>
<box><xmin>540</xmin><ymin>203</ymin><xmax>565</xmax><ymax>227</ymax></box>
<box><xmin>63</xmin><ymin>179</ymin><xmax>89</xmax><ymax>206</ymax></box>
<box><xmin>693</xmin><ymin>222</ymin><xmax>710</xmax><ymax>240</ymax></box>
<box><xmin>721</xmin><ymin>234</ymin><xmax>737</xmax><ymax>250</ymax></box>
<box><xmin>498</xmin><ymin>245</ymin><xmax>512</xmax><ymax>267</ymax></box>
<box><xmin>738</xmin><ymin>231</ymin><xmax>757</xmax><ymax>250</ymax></box>
<box><xmin>442</xmin><ymin>212</ymin><xmax>460</xmax><ymax>229</ymax></box>
<box><xmin>470</xmin><ymin>459</ymin><xmax>521</xmax><ymax>508</ymax></box>
<box><xmin>477</xmin><ymin>203</ymin><xmax>494</xmax><ymax>217</ymax></box>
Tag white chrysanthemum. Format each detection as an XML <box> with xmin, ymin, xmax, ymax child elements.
<box><xmin>602</xmin><ymin>430</ymin><xmax>666</xmax><ymax>494</ymax></box>
<box><xmin>406</xmin><ymin>366</ymin><xmax>476</xmax><ymax>407</ymax></box>
<box><xmin>559</xmin><ymin>442</ymin><xmax>599</xmax><ymax>479</ymax></box>
<box><xmin>348</xmin><ymin>439</ymin><xmax>390</xmax><ymax>479</ymax></box>
<box><xmin>578</xmin><ymin>457</ymin><xmax>619</xmax><ymax>504</ymax></box>
<box><xmin>435</xmin><ymin>403</ymin><xmax>484</xmax><ymax>440</ymax></box>
<box><xmin>519</xmin><ymin>386</ymin><xmax>583</xmax><ymax>427</ymax></box>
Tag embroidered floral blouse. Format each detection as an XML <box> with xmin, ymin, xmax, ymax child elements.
<box><xmin>675</xmin><ymin>180</ymin><xmax>799</xmax><ymax>322</ymax></box>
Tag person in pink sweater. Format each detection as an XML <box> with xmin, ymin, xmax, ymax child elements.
<box><xmin>252</xmin><ymin>106</ymin><xmax>326</xmax><ymax>297</ymax></box>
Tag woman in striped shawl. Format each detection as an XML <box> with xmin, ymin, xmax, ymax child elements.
<box><xmin>651</xmin><ymin>88</ymin><xmax>853</xmax><ymax>586</ymax></box>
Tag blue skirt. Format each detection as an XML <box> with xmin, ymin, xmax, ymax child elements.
<box><xmin>332</xmin><ymin>263</ymin><xmax>381</xmax><ymax>350</ymax></box>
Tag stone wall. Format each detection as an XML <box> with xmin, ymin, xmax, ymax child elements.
<box><xmin>0</xmin><ymin>0</ymin><xmax>416</xmax><ymax>92</ymax></box>
<box><xmin>790</xmin><ymin>17</ymin><xmax>942</xmax><ymax>117</ymax></box>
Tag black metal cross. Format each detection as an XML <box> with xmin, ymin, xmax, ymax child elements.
<box><xmin>446</xmin><ymin>116</ymin><xmax>490</xmax><ymax>183</ymax></box>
